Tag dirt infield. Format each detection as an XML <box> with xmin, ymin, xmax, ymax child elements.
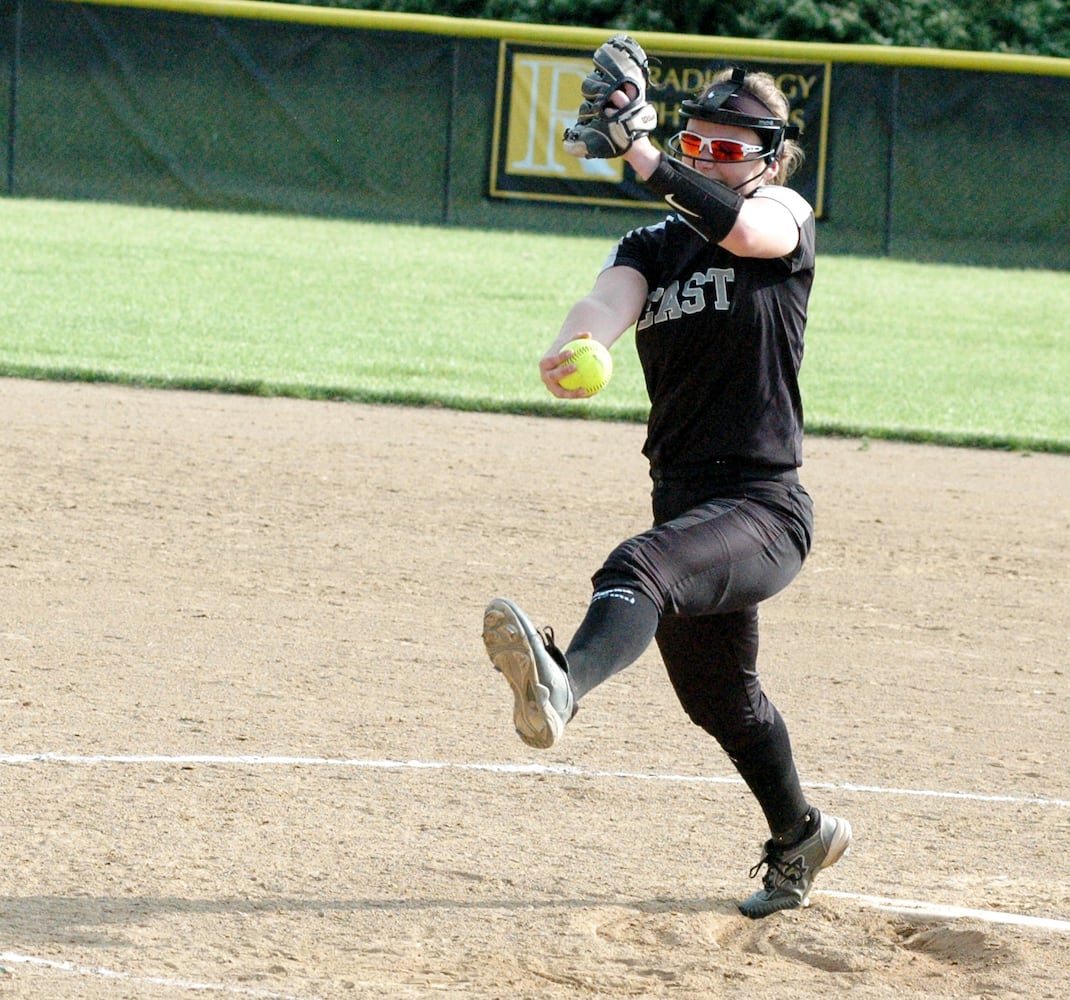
<box><xmin>2</xmin><ymin>376</ymin><xmax>1068</xmax><ymax>999</ymax></box>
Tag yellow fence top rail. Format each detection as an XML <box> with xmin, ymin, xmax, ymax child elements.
<box><xmin>61</xmin><ymin>0</ymin><xmax>1070</xmax><ymax>78</ymax></box>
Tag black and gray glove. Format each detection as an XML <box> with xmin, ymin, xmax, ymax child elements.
<box><xmin>562</xmin><ymin>35</ymin><xmax>658</xmax><ymax>159</ymax></box>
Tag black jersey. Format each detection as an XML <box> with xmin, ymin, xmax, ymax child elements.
<box><xmin>605</xmin><ymin>186</ymin><xmax>815</xmax><ymax>476</ymax></box>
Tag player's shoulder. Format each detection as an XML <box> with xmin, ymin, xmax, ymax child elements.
<box><xmin>619</xmin><ymin>213</ymin><xmax>704</xmax><ymax>252</ymax></box>
<box><xmin>601</xmin><ymin>216</ymin><xmax>670</xmax><ymax>271</ymax></box>
<box><xmin>751</xmin><ymin>185</ymin><xmax>813</xmax><ymax>227</ymax></box>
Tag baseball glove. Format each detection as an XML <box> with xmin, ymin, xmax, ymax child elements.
<box><xmin>562</xmin><ymin>34</ymin><xmax>658</xmax><ymax>159</ymax></box>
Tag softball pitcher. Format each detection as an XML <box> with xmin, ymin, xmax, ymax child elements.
<box><xmin>483</xmin><ymin>36</ymin><xmax>851</xmax><ymax>919</ymax></box>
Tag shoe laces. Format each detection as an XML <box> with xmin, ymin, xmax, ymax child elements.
<box><xmin>749</xmin><ymin>844</ymin><xmax>806</xmax><ymax>890</ymax></box>
<box><xmin>537</xmin><ymin>626</ymin><xmax>568</xmax><ymax>671</ymax></box>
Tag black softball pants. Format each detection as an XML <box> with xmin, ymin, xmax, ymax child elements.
<box><xmin>565</xmin><ymin>471</ymin><xmax>814</xmax><ymax>837</ymax></box>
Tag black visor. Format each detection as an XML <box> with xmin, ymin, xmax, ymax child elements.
<box><xmin>678</xmin><ymin>67</ymin><xmax>799</xmax><ymax>160</ymax></box>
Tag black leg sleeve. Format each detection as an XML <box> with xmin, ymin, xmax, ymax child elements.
<box><xmin>726</xmin><ymin>706</ymin><xmax>811</xmax><ymax>841</ymax></box>
<box><xmin>564</xmin><ymin>587</ymin><xmax>661</xmax><ymax>701</ymax></box>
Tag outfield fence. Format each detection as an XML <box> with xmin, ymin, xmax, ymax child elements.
<box><xmin>2</xmin><ymin>0</ymin><xmax>1068</xmax><ymax>269</ymax></box>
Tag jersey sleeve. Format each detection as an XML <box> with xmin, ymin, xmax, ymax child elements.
<box><xmin>597</xmin><ymin>219</ymin><xmax>669</xmax><ymax>283</ymax></box>
<box><xmin>751</xmin><ymin>185</ymin><xmax>813</xmax><ymax>228</ymax></box>
<box><xmin>752</xmin><ymin>186</ymin><xmax>815</xmax><ymax>272</ymax></box>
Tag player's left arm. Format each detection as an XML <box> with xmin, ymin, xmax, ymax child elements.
<box><xmin>561</xmin><ymin>34</ymin><xmax>799</xmax><ymax>260</ymax></box>
<box><xmin>621</xmin><ymin>138</ymin><xmax>800</xmax><ymax>259</ymax></box>
<box><xmin>721</xmin><ymin>193</ymin><xmax>802</xmax><ymax>259</ymax></box>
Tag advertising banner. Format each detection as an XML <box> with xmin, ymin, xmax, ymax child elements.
<box><xmin>491</xmin><ymin>41</ymin><xmax>830</xmax><ymax>217</ymax></box>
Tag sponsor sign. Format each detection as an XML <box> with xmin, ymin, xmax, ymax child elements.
<box><xmin>491</xmin><ymin>41</ymin><xmax>830</xmax><ymax>217</ymax></box>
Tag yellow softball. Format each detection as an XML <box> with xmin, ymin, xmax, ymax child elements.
<box><xmin>558</xmin><ymin>338</ymin><xmax>613</xmax><ymax>395</ymax></box>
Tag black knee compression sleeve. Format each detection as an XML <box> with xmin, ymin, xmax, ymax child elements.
<box><xmin>564</xmin><ymin>587</ymin><xmax>660</xmax><ymax>701</ymax></box>
<box><xmin>643</xmin><ymin>156</ymin><xmax>744</xmax><ymax>243</ymax></box>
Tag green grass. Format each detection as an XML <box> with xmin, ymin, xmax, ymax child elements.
<box><xmin>1</xmin><ymin>196</ymin><xmax>1067</xmax><ymax>452</ymax></box>
<box><xmin>805</xmin><ymin>257</ymin><xmax>1069</xmax><ymax>449</ymax></box>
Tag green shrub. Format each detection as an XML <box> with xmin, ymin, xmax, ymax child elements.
<box><xmin>299</xmin><ymin>0</ymin><xmax>1070</xmax><ymax>56</ymax></box>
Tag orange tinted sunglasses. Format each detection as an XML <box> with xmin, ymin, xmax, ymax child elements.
<box><xmin>676</xmin><ymin>131</ymin><xmax>765</xmax><ymax>162</ymax></box>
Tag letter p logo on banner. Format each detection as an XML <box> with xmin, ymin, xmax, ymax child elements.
<box><xmin>505</xmin><ymin>55</ymin><xmax>622</xmax><ymax>182</ymax></box>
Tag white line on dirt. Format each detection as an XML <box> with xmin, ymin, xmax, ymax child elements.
<box><xmin>818</xmin><ymin>892</ymin><xmax>1070</xmax><ymax>932</ymax></box>
<box><xmin>3</xmin><ymin>752</ymin><xmax>1068</xmax><ymax>809</ymax></box>
<box><xmin>4</xmin><ymin>750</ymin><xmax>1069</xmax><ymax>991</ymax></box>
<box><xmin>0</xmin><ymin>951</ymin><xmax>319</xmax><ymax>999</ymax></box>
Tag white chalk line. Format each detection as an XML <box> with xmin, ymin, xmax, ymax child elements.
<box><xmin>4</xmin><ymin>749</ymin><xmax>1069</xmax><ymax>994</ymax></box>
<box><xmin>0</xmin><ymin>951</ymin><xmax>320</xmax><ymax>999</ymax></box>
<box><xmin>818</xmin><ymin>892</ymin><xmax>1070</xmax><ymax>933</ymax></box>
<box><xmin>2</xmin><ymin>899</ymin><xmax>1068</xmax><ymax>1000</ymax></box>
<box><xmin>3</xmin><ymin>751</ymin><xmax>1068</xmax><ymax>809</ymax></box>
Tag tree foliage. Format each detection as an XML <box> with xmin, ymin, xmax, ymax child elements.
<box><xmin>310</xmin><ymin>0</ymin><xmax>1070</xmax><ymax>58</ymax></box>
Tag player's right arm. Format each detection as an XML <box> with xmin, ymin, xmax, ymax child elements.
<box><xmin>540</xmin><ymin>265</ymin><xmax>648</xmax><ymax>398</ymax></box>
